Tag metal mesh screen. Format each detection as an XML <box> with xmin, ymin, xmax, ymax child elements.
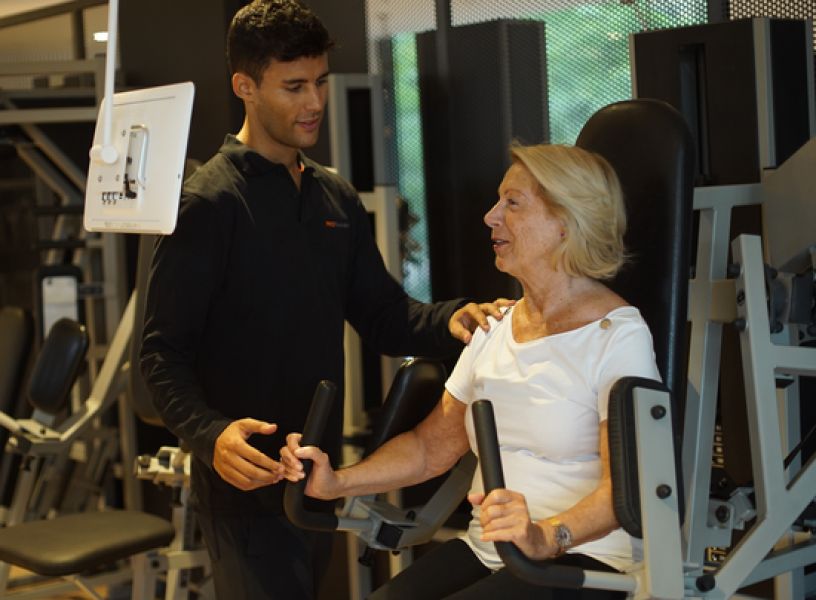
<box><xmin>366</xmin><ymin>1</ymin><xmax>816</xmax><ymax>301</ymax></box>
<box><xmin>366</xmin><ymin>1</ymin><xmax>436</xmax><ymax>300</ymax></box>
<box><xmin>730</xmin><ymin>0</ymin><xmax>816</xmax><ymax>47</ymax></box>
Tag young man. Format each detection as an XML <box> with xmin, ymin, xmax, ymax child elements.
<box><xmin>140</xmin><ymin>1</ymin><xmax>504</xmax><ymax>598</ymax></box>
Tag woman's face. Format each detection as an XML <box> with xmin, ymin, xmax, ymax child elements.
<box><xmin>484</xmin><ymin>162</ymin><xmax>565</xmax><ymax>279</ymax></box>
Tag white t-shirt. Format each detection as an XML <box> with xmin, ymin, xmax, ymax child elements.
<box><xmin>445</xmin><ymin>305</ymin><xmax>660</xmax><ymax>572</ymax></box>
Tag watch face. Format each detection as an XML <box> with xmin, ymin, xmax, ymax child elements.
<box><xmin>555</xmin><ymin>524</ymin><xmax>572</xmax><ymax>548</ymax></box>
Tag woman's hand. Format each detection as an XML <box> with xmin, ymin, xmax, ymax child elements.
<box><xmin>280</xmin><ymin>432</ymin><xmax>342</xmax><ymax>500</ymax></box>
<box><xmin>469</xmin><ymin>489</ymin><xmax>557</xmax><ymax>560</ymax></box>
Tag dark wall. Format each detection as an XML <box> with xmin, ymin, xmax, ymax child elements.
<box><xmin>119</xmin><ymin>0</ymin><xmax>244</xmax><ymax>162</ymax></box>
<box><xmin>301</xmin><ymin>0</ymin><xmax>368</xmax><ymax>165</ymax></box>
<box><xmin>119</xmin><ymin>0</ymin><xmax>367</xmax><ymax>166</ymax></box>
<box><xmin>419</xmin><ymin>20</ymin><xmax>548</xmax><ymax>302</ymax></box>
<box><xmin>632</xmin><ymin>18</ymin><xmax>811</xmax><ymax>185</ymax></box>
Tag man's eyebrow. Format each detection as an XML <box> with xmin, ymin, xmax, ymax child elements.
<box><xmin>282</xmin><ymin>71</ymin><xmax>331</xmax><ymax>85</ymax></box>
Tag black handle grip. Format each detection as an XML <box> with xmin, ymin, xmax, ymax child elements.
<box><xmin>283</xmin><ymin>380</ymin><xmax>339</xmax><ymax>531</ymax></box>
<box><xmin>472</xmin><ymin>399</ymin><xmax>585</xmax><ymax>590</ymax></box>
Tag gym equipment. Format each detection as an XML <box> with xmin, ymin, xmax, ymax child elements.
<box><xmin>0</xmin><ymin>238</ymin><xmax>214</xmax><ymax>599</ymax></box>
<box><xmin>0</xmin><ymin>317</ymin><xmax>178</xmax><ymax>599</ymax></box>
<box><xmin>285</xmin><ymin>358</ymin><xmax>475</xmax><ymax>554</ymax></box>
<box><xmin>288</xmin><ymin>97</ymin><xmax>696</xmax><ymax>598</ymax></box>
<box><xmin>473</xmin><ymin>123</ymin><xmax>816</xmax><ymax>597</ymax></box>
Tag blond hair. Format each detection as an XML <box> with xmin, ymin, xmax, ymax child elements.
<box><xmin>510</xmin><ymin>143</ymin><xmax>627</xmax><ymax>280</ymax></box>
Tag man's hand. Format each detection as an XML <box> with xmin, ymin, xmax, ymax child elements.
<box><xmin>449</xmin><ymin>298</ymin><xmax>516</xmax><ymax>344</ymax></box>
<box><xmin>469</xmin><ymin>489</ymin><xmax>556</xmax><ymax>560</ymax></box>
<box><xmin>280</xmin><ymin>432</ymin><xmax>342</xmax><ymax>500</ymax></box>
<box><xmin>213</xmin><ymin>419</ymin><xmax>284</xmax><ymax>491</ymax></box>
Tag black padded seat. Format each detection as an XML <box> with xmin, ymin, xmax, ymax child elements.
<box><xmin>0</xmin><ymin>510</ymin><xmax>175</xmax><ymax>577</ymax></box>
<box><xmin>364</xmin><ymin>358</ymin><xmax>446</xmax><ymax>457</ymax></box>
<box><xmin>27</xmin><ymin>318</ymin><xmax>89</xmax><ymax>415</ymax></box>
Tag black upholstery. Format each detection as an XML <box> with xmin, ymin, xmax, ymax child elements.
<box><xmin>364</xmin><ymin>358</ymin><xmax>446</xmax><ymax>457</ymax></box>
<box><xmin>27</xmin><ymin>318</ymin><xmax>88</xmax><ymax>415</ymax></box>
<box><xmin>0</xmin><ymin>510</ymin><xmax>175</xmax><ymax>577</ymax></box>
<box><xmin>576</xmin><ymin>99</ymin><xmax>694</xmax><ymax>402</ymax></box>
<box><xmin>0</xmin><ymin>306</ymin><xmax>32</xmax><ymax>415</ymax></box>
<box><xmin>577</xmin><ymin>99</ymin><xmax>695</xmax><ymax>537</ymax></box>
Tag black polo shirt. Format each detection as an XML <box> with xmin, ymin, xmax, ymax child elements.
<box><xmin>141</xmin><ymin>135</ymin><xmax>464</xmax><ymax>514</ymax></box>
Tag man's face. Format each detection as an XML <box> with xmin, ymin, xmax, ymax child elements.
<box><xmin>242</xmin><ymin>53</ymin><xmax>330</xmax><ymax>155</ymax></box>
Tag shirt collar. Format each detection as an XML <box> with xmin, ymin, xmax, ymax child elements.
<box><xmin>220</xmin><ymin>134</ymin><xmax>317</xmax><ymax>179</ymax></box>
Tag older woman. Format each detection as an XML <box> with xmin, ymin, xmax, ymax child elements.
<box><xmin>282</xmin><ymin>144</ymin><xmax>659</xmax><ymax>600</ymax></box>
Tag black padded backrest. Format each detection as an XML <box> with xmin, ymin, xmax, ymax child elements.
<box><xmin>27</xmin><ymin>318</ymin><xmax>88</xmax><ymax>415</ymax></box>
<box><xmin>364</xmin><ymin>358</ymin><xmax>446</xmax><ymax>458</ymax></box>
<box><xmin>576</xmin><ymin>99</ymin><xmax>694</xmax><ymax>401</ymax></box>
<box><xmin>580</xmin><ymin>99</ymin><xmax>694</xmax><ymax>538</ymax></box>
<box><xmin>129</xmin><ymin>234</ymin><xmax>164</xmax><ymax>426</ymax></box>
<box><xmin>0</xmin><ymin>307</ymin><xmax>33</xmax><ymax>414</ymax></box>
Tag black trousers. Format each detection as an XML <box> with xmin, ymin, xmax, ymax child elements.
<box><xmin>197</xmin><ymin>511</ymin><xmax>333</xmax><ymax>600</ymax></box>
<box><xmin>368</xmin><ymin>539</ymin><xmax>627</xmax><ymax>600</ymax></box>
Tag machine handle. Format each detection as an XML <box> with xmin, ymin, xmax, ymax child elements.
<box><xmin>283</xmin><ymin>380</ymin><xmax>339</xmax><ymax>531</ymax></box>
<box><xmin>472</xmin><ymin>399</ymin><xmax>585</xmax><ymax>589</ymax></box>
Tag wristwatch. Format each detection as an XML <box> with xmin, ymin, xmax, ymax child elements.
<box><xmin>549</xmin><ymin>519</ymin><xmax>573</xmax><ymax>556</ymax></box>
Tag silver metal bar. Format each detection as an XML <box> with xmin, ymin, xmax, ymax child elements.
<box><xmin>734</xmin><ymin>234</ymin><xmax>785</xmax><ymax>512</ymax></box>
<box><xmin>0</xmin><ymin>60</ymin><xmax>101</xmax><ymax>76</ymax></box>
<box><xmin>0</xmin><ymin>107</ymin><xmax>97</xmax><ymax>125</ymax></box>
<box><xmin>583</xmin><ymin>570</ymin><xmax>637</xmax><ymax>594</ymax></box>
<box><xmin>15</xmin><ymin>144</ymin><xmax>82</xmax><ymax>204</ymax></box>
<box><xmin>66</xmin><ymin>575</ymin><xmax>104</xmax><ymax>600</ymax></box>
<box><xmin>101</xmin><ymin>232</ymin><xmax>127</xmax><ymax>344</ymax></box>
<box><xmin>752</xmin><ymin>18</ymin><xmax>775</xmax><ymax>170</ymax></box>
<box><xmin>20</xmin><ymin>123</ymin><xmax>88</xmax><ymax>192</ymax></box>
<box><xmin>711</xmin><ymin>234</ymin><xmax>816</xmax><ymax>597</ymax></box>
<box><xmin>1</xmin><ymin>566</ymin><xmax>131</xmax><ymax>600</ymax></box>
<box><xmin>0</xmin><ymin>88</ymin><xmax>96</xmax><ymax>100</ymax></box>
<box><xmin>0</xmin><ymin>0</ymin><xmax>105</xmax><ymax>30</ymax></box>
<box><xmin>774</xmin><ymin>327</ymin><xmax>805</xmax><ymax>600</ymax></box>
<box><xmin>684</xmin><ymin>184</ymin><xmax>763</xmax><ymax>569</ymax></box>
<box><xmin>0</xmin><ymin>457</ymin><xmax>42</xmax><ymax>592</ymax></box>
<box><xmin>692</xmin><ymin>184</ymin><xmax>762</xmax><ymax>210</ymax></box>
<box><xmin>634</xmin><ymin>386</ymin><xmax>685</xmax><ymax>599</ymax></box>
<box><xmin>715</xmin><ymin>463</ymin><xmax>816</xmax><ymax>596</ymax></box>
<box><xmin>117</xmin><ymin>390</ymin><xmax>141</xmax><ymax>511</ymax></box>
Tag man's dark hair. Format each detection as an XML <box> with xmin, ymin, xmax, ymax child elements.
<box><xmin>227</xmin><ymin>0</ymin><xmax>334</xmax><ymax>83</ymax></box>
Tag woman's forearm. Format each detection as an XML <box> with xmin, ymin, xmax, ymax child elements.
<box><xmin>335</xmin><ymin>390</ymin><xmax>470</xmax><ymax>497</ymax></box>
